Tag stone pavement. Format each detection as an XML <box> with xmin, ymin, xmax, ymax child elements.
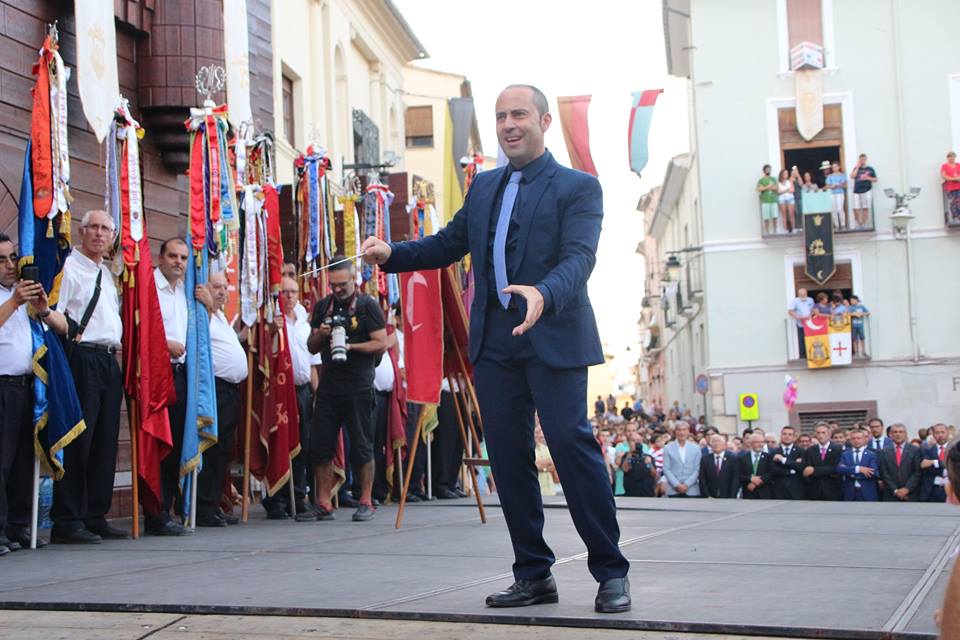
<box><xmin>0</xmin><ymin>497</ymin><xmax>953</xmax><ymax>639</ymax></box>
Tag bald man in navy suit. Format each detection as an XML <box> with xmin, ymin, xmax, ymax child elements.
<box><xmin>361</xmin><ymin>85</ymin><xmax>629</xmax><ymax>613</ymax></box>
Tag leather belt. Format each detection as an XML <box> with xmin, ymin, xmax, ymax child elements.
<box><xmin>78</xmin><ymin>342</ymin><xmax>118</xmax><ymax>355</ymax></box>
<box><xmin>0</xmin><ymin>374</ymin><xmax>33</xmax><ymax>386</ymax></box>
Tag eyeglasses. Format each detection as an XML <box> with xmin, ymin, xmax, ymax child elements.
<box><xmin>280</xmin><ymin>289</ymin><xmax>299</xmax><ymax>295</ymax></box>
<box><xmin>0</xmin><ymin>254</ymin><xmax>18</xmax><ymax>265</ymax></box>
<box><xmin>82</xmin><ymin>223</ymin><xmax>115</xmax><ymax>233</ymax></box>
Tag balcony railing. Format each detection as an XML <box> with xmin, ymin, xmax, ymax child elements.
<box><xmin>761</xmin><ymin>189</ymin><xmax>876</xmax><ymax>237</ymax></box>
<box><xmin>785</xmin><ymin>315</ymin><xmax>873</xmax><ymax>364</ymax></box>
<box><xmin>944</xmin><ymin>184</ymin><xmax>960</xmax><ymax>227</ymax></box>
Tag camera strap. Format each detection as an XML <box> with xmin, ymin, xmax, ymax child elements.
<box><xmin>322</xmin><ymin>292</ymin><xmax>358</xmax><ymax>322</ymax></box>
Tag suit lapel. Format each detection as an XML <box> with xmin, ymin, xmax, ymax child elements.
<box><xmin>510</xmin><ymin>160</ymin><xmax>557</xmax><ymax>279</ymax></box>
<box><xmin>474</xmin><ymin>167</ymin><xmax>507</xmax><ymax>275</ymax></box>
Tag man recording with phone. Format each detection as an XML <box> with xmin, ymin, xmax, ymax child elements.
<box><xmin>307</xmin><ymin>257</ymin><xmax>387</xmax><ymax>522</ymax></box>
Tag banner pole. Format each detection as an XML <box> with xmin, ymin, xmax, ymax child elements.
<box><xmin>189</xmin><ymin>467</ymin><xmax>198</xmax><ymax>529</ymax></box>
<box><xmin>396</xmin><ymin>407</ymin><xmax>427</xmax><ymax>529</ymax></box>
<box><xmin>30</xmin><ymin>457</ymin><xmax>39</xmax><ymax>549</ymax></box>
<box><xmin>128</xmin><ymin>397</ymin><xmax>141</xmax><ymax>539</ymax></box>
<box><xmin>447</xmin><ymin>374</ymin><xmax>485</xmax><ymax>524</ymax></box>
<box><xmin>241</xmin><ymin>345</ymin><xmax>254</xmax><ymax>523</ymax></box>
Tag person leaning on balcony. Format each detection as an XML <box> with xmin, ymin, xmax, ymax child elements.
<box><xmin>802</xmin><ymin>171</ymin><xmax>819</xmax><ymax>193</ymax></box>
<box><xmin>941</xmin><ymin>151</ymin><xmax>960</xmax><ymax>224</ymax></box>
<box><xmin>777</xmin><ymin>169</ymin><xmax>796</xmax><ymax>234</ymax></box>
<box><xmin>850</xmin><ymin>154</ymin><xmax>877</xmax><ymax>231</ymax></box>
<box><xmin>812</xmin><ymin>291</ymin><xmax>831</xmax><ymax>317</ymax></box>
<box><xmin>787</xmin><ymin>288</ymin><xmax>814</xmax><ymax>359</ymax></box>
<box><xmin>825</xmin><ymin>162</ymin><xmax>848</xmax><ymax>230</ymax></box>
<box><xmin>847</xmin><ymin>294</ymin><xmax>870</xmax><ymax>358</ymax></box>
<box><xmin>757</xmin><ymin>164</ymin><xmax>779</xmax><ymax>235</ymax></box>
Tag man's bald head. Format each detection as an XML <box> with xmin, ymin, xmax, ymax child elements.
<box><xmin>208</xmin><ymin>271</ymin><xmax>229</xmax><ymax>309</ymax></box>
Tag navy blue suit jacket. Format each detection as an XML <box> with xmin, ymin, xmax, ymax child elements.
<box><xmin>383</xmin><ymin>151</ymin><xmax>604</xmax><ymax>369</ymax></box>
<box><xmin>837</xmin><ymin>448</ymin><xmax>880</xmax><ymax>501</ymax></box>
<box><xmin>920</xmin><ymin>445</ymin><xmax>948</xmax><ymax>502</ymax></box>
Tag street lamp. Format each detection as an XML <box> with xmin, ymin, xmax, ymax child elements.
<box><xmin>885</xmin><ymin>188</ymin><xmax>920</xmax><ymax>361</ymax></box>
<box><xmin>665</xmin><ymin>255</ymin><xmax>682</xmax><ymax>281</ymax></box>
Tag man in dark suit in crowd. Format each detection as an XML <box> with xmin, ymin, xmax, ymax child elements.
<box><xmin>771</xmin><ymin>426</ymin><xmax>806</xmax><ymax>499</ymax></box>
<box><xmin>866</xmin><ymin>417</ymin><xmax>892</xmax><ymax>453</ymax></box>
<box><xmin>361</xmin><ymin>85</ymin><xmax>629</xmax><ymax>613</ymax></box>
<box><xmin>878</xmin><ymin>423</ymin><xmax>921</xmax><ymax>501</ymax></box>
<box><xmin>920</xmin><ymin>423</ymin><xmax>951</xmax><ymax>502</ymax></box>
<box><xmin>802</xmin><ymin>422</ymin><xmax>843</xmax><ymax>501</ymax></box>
<box><xmin>837</xmin><ymin>428</ymin><xmax>880</xmax><ymax>501</ymax></box>
<box><xmin>699</xmin><ymin>435</ymin><xmax>740</xmax><ymax>498</ymax></box>
<box><xmin>740</xmin><ymin>433</ymin><xmax>773</xmax><ymax>499</ymax></box>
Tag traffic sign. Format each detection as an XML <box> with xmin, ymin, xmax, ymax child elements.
<box><xmin>695</xmin><ymin>374</ymin><xmax>709</xmax><ymax>395</ymax></box>
<box><xmin>739</xmin><ymin>393</ymin><xmax>759</xmax><ymax>421</ymax></box>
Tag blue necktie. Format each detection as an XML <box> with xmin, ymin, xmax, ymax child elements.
<box><xmin>493</xmin><ymin>171</ymin><xmax>522</xmax><ymax>309</ymax></box>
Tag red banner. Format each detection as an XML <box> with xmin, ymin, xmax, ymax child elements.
<box><xmin>557</xmin><ymin>95</ymin><xmax>597</xmax><ymax>176</ymax></box>
<box><xmin>441</xmin><ymin>266</ymin><xmax>471</xmax><ymax>379</ymax></box>
<box><xmin>400</xmin><ymin>269</ymin><xmax>443</xmax><ymax>405</ymax></box>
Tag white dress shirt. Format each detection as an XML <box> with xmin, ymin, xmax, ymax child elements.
<box><xmin>209</xmin><ymin>310</ymin><xmax>247</xmax><ymax>384</ymax></box>
<box><xmin>287</xmin><ymin>315</ymin><xmax>312</xmax><ymax>387</ymax></box>
<box><xmin>56</xmin><ymin>251</ymin><xmax>122</xmax><ymax>347</ymax></box>
<box><xmin>373</xmin><ymin>351</ymin><xmax>395</xmax><ymax>392</ymax></box>
<box><xmin>0</xmin><ymin>284</ymin><xmax>34</xmax><ymax>375</ymax></box>
<box><xmin>154</xmin><ymin>268</ymin><xmax>187</xmax><ymax>363</ymax></box>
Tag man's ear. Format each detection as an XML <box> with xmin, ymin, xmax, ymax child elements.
<box><xmin>540</xmin><ymin>112</ymin><xmax>551</xmax><ymax>133</ymax></box>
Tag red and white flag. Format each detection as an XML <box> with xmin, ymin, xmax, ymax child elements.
<box><xmin>400</xmin><ymin>269</ymin><xmax>443</xmax><ymax>405</ymax></box>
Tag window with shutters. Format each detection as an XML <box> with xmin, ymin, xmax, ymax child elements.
<box><xmin>790</xmin><ymin>404</ymin><xmax>876</xmax><ymax>433</ymax></box>
<box><xmin>776</xmin><ymin>0</ymin><xmax>835</xmax><ymax>73</ymax></box>
<box><xmin>282</xmin><ymin>75</ymin><xmax>296</xmax><ymax>148</ymax></box>
<box><xmin>281</xmin><ymin>75</ymin><xmax>297</xmax><ymax>148</ymax></box>
<box><xmin>405</xmin><ymin>106</ymin><xmax>434</xmax><ymax>148</ymax></box>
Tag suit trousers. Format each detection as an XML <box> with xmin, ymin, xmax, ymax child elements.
<box><xmin>431</xmin><ymin>390</ymin><xmax>463</xmax><ymax>493</ymax></box>
<box><xmin>474</xmin><ymin>306</ymin><xmax>628</xmax><ymax>583</ymax></box>
<box><xmin>0</xmin><ymin>380</ymin><xmax>34</xmax><ymax>531</ymax></box>
<box><xmin>197</xmin><ymin>378</ymin><xmax>240</xmax><ymax>517</ymax></box>
<box><xmin>149</xmin><ymin>365</ymin><xmax>187</xmax><ymax>524</ymax></box>
<box><xmin>404</xmin><ymin>402</ymin><xmax>425</xmax><ymax>492</ymax></box>
<box><xmin>51</xmin><ymin>347</ymin><xmax>122</xmax><ymax>532</ymax></box>
<box><xmin>372</xmin><ymin>389</ymin><xmax>391</xmax><ymax>500</ymax></box>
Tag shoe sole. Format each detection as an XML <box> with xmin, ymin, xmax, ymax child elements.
<box><xmin>352</xmin><ymin>516</ymin><xmax>375</xmax><ymax>522</ymax></box>
<box><xmin>595</xmin><ymin>602</ymin><xmax>631</xmax><ymax>614</ymax></box>
<box><xmin>486</xmin><ymin>593</ymin><xmax>559</xmax><ymax>608</ymax></box>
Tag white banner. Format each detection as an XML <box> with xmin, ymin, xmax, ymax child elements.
<box><xmin>795</xmin><ymin>69</ymin><xmax>824</xmax><ymax>142</ymax></box>
<box><xmin>74</xmin><ymin>0</ymin><xmax>120</xmax><ymax>143</ymax></box>
<box><xmin>223</xmin><ymin>0</ymin><xmax>253</xmax><ymax>128</ymax></box>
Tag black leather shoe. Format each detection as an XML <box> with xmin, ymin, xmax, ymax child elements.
<box><xmin>403</xmin><ymin>492</ymin><xmax>422</xmax><ymax>503</ymax></box>
<box><xmin>265</xmin><ymin>508</ymin><xmax>289</xmax><ymax>520</ymax></box>
<box><xmin>595</xmin><ymin>577</ymin><xmax>631</xmax><ymax>613</ymax></box>
<box><xmin>485</xmin><ymin>576</ymin><xmax>558</xmax><ymax>608</ymax></box>
<box><xmin>410</xmin><ymin>489</ymin><xmax>429</xmax><ymax>502</ymax></box>
<box><xmin>196</xmin><ymin>513</ymin><xmax>227</xmax><ymax>527</ymax></box>
<box><xmin>145</xmin><ymin>520</ymin><xmax>191</xmax><ymax>536</ymax></box>
<box><xmin>7</xmin><ymin>527</ymin><xmax>48</xmax><ymax>549</ymax></box>
<box><xmin>339</xmin><ymin>494</ymin><xmax>359</xmax><ymax>509</ymax></box>
<box><xmin>51</xmin><ymin>528</ymin><xmax>102</xmax><ymax>544</ymax></box>
<box><xmin>0</xmin><ymin>535</ymin><xmax>21</xmax><ymax>551</ymax></box>
<box><xmin>217</xmin><ymin>510</ymin><xmax>239</xmax><ymax>525</ymax></box>
<box><xmin>87</xmin><ymin>522</ymin><xmax>129</xmax><ymax>539</ymax></box>
<box><xmin>435</xmin><ymin>488</ymin><xmax>459</xmax><ymax>500</ymax></box>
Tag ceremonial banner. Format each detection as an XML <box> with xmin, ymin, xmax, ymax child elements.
<box><xmin>384</xmin><ymin>324</ymin><xmax>408</xmax><ymax>494</ymax></box>
<box><xmin>557</xmin><ymin>95</ymin><xmax>598</xmax><ymax>176</ymax></box>
<box><xmin>828</xmin><ymin>315</ymin><xmax>853</xmax><ymax>366</ymax></box>
<box><xmin>400</xmin><ymin>269</ymin><xmax>443</xmax><ymax>405</ymax></box>
<box><xmin>803</xmin><ymin>212</ymin><xmax>835</xmax><ymax>285</ymax></box>
<box><xmin>795</xmin><ymin>69</ymin><xmax>824</xmax><ymax>141</ymax></box>
<box><xmin>18</xmin><ymin>144</ymin><xmax>86</xmax><ymax>478</ymax></box>
<box><xmin>448</xmin><ymin>97</ymin><xmax>475</xmax><ymax>191</ymax></box>
<box><xmin>223</xmin><ymin>0</ymin><xmax>253</xmax><ymax>128</ymax></box>
<box><xmin>442</xmin><ymin>103</ymin><xmax>462</xmax><ymax>225</ymax></box>
<box><xmin>74</xmin><ymin>0</ymin><xmax>120</xmax><ymax>142</ymax></box>
<box><xmin>441</xmin><ymin>266</ymin><xmax>471</xmax><ymax>379</ymax></box>
<box><xmin>628</xmin><ymin>89</ymin><xmax>663</xmax><ymax>176</ymax></box>
<box><xmin>803</xmin><ymin>316</ymin><xmax>831</xmax><ymax>369</ymax></box>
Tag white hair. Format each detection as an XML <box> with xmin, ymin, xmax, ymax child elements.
<box><xmin>80</xmin><ymin>210</ymin><xmax>116</xmax><ymax>232</ymax></box>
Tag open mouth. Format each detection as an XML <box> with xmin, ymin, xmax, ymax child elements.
<box><xmin>504</xmin><ymin>135</ymin><xmax>522</xmax><ymax>145</ymax></box>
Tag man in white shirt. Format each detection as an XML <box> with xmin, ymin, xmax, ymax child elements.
<box><xmin>372</xmin><ymin>310</ymin><xmax>401</xmax><ymax>503</ymax></box>
<box><xmin>150</xmin><ymin>238</ymin><xmax>191</xmax><ymax>536</ymax></box>
<box><xmin>44</xmin><ymin>211</ymin><xmax>126</xmax><ymax>544</ymax></box>
<box><xmin>195</xmin><ymin>272</ymin><xmax>247</xmax><ymax>527</ymax></box>
<box><xmin>0</xmin><ymin>234</ymin><xmax>50</xmax><ymax>552</ymax></box>
<box><xmin>787</xmin><ymin>288</ymin><xmax>814</xmax><ymax>359</ymax></box>
<box><xmin>262</xmin><ymin>276</ymin><xmax>319</xmax><ymax>521</ymax></box>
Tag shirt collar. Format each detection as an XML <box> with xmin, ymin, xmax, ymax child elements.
<box><xmin>154</xmin><ymin>267</ymin><xmax>182</xmax><ymax>292</ymax></box>
<box><xmin>509</xmin><ymin>149</ymin><xmax>551</xmax><ymax>184</ymax></box>
<box><xmin>72</xmin><ymin>250</ymin><xmax>103</xmax><ymax>271</ymax></box>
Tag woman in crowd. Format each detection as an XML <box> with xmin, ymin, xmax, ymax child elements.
<box><xmin>534</xmin><ymin>425</ymin><xmax>558</xmax><ymax>497</ymax></box>
<box><xmin>777</xmin><ymin>169</ymin><xmax>796</xmax><ymax>233</ymax></box>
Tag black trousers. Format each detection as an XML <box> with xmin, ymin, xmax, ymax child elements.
<box><xmin>0</xmin><ymin>380</ymin><xmax>34</xmax><ymax>532</ymax></box>
<box><xmin>431</xmin><ymin>390</ymin><xmax>463</xmax><ymax>493</ymax></box>
<box><xmin>148</xmin><ymin>364</ymin><xmax>186</xmax><ymax>524</ymax></box>
<box><xmin>404</xmin><ymin>402</ymin><xmax>425</xmax><ymax>492</ymax></box>
<box><xmin>51</xmin><ymin>347</ymin><xmax>123</xmax><ymax>532</ymax></box>
<box><xmin>796</xmin><ymin>326</ymin><xmax>807</xmax><ymax>359</ymax></box>
<box><xmin>372</xmin><ymin>390</ymin><xmax>391</xmax><ymax>500</ymax></box>
<box><xmin>197</xmin><ymin>378</ymin><xmax>240</xmax><ymax>517</ymax></box>
<box><xmin>474</xmin><ymin>307</ymin><xmax>629</xmax><ymax>583</ymax></box>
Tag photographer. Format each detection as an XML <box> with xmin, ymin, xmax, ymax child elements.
<box><xmin>620</xmin><ymin>430</ymin><xmax>657</xmax><ymax>497</ymax></box>
<box><xmin>307</xmin><ymin>258</ymin><xmax>387</xmax><ymax>522</ymax></box>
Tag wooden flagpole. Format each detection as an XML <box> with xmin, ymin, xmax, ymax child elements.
<box><xmin>446</xmin><ymin>374</ymin><xmax>485</xmax><ymax>523</ymax></box>
<box><xmin>30</xmin><ymin>458</ymin><xmax>39</xmax><ymax>549</ymax></box>
<box><xmin>241</xmin><ymin>346</ymin><xmax>254</xmax><ymax>523</ymax></box>
<box><xmin>128</xmin><ymin>398</ymin><xmax>141</xmax><ymax>538</ymax></box>
<box><xmin>395</xmin><ymin>407</ymin><xmax>427</xmax><ymax>529</ymax></box>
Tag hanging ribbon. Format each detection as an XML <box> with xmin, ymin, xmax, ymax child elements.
<box><xmin>240</xmin><ymin>185</ymin><xmax>262</xmax><ymax>327</ymax></box>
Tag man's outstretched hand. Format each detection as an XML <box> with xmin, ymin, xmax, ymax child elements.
<box><xmin>502</xmin><ymin>285</ymin><xmax>544</xmax><ymax>337</ymax></box>
<box><xmin>360</xmin><ymin>236</ymin><xmax>391</xmax><ymax>265</ymax></box>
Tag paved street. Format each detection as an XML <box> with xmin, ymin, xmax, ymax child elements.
<box><xmin>0</xmin><ymin>498</ymin><xmax>952</xmax><ymax>639</ymax></box>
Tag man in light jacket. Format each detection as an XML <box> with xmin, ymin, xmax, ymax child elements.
<box><xmin>662</xmin><ymin>423</ymin><xmax>702</xmax><ymax>497</ymax></box>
